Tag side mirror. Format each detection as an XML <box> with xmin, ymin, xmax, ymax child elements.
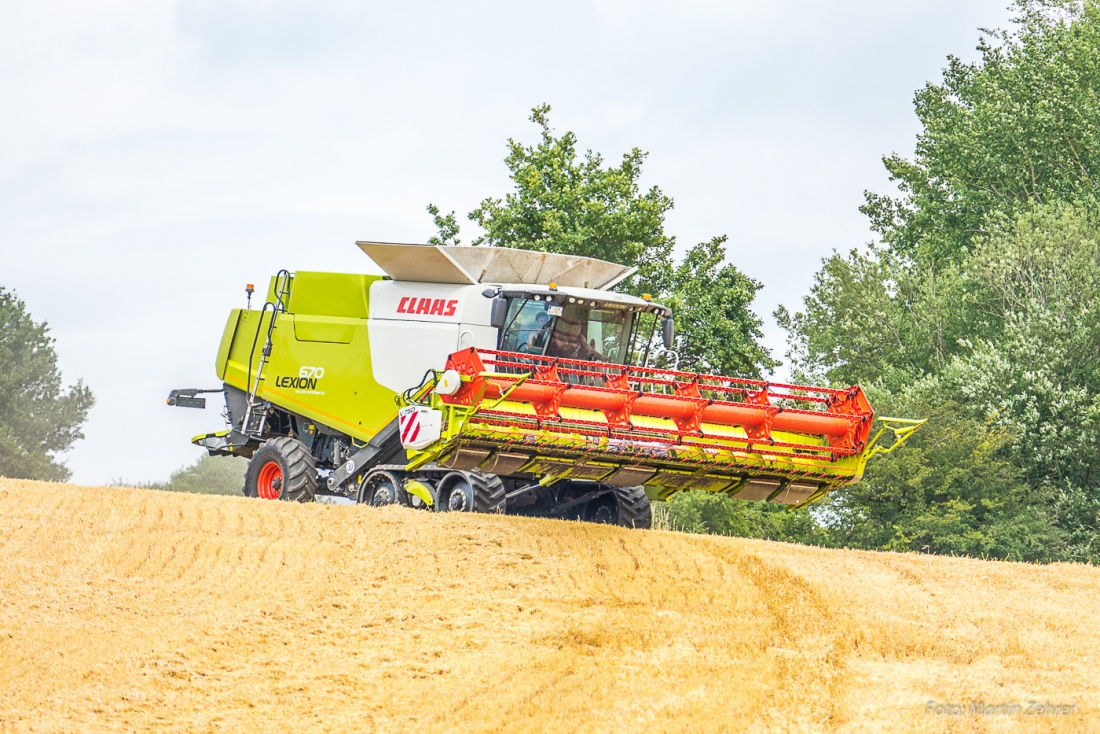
<box><xmin>490</xmin><ymin>297</ymin><xmax>509</xmax><ymax>329</ymax></box>
<box><xmin>662</xmin><ymin>316</ymin><xmax>674</xmax><ymax>349</ymax></box>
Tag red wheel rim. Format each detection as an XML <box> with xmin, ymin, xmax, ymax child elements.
<box><xmin>256</xmin><ymin>461</ymin><xmax>283</xmax><ymax>500</ymax></box>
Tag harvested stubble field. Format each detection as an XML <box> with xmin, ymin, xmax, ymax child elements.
<box><xmin>1</xmin><ymin>480</ymin><xmax>1099</xmax><ymax>733</ymax></box>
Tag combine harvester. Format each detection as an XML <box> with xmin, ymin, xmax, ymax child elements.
<box><xmin>169</xmin><ymin>242</ymin><xmax>923</xmax><ymax>528</ymax></box>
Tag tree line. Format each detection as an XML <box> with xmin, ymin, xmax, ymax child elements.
<box><xmin>772</xmin><ymin>0</ymin><xmax>1100</xmax><ymax>562</ymax></box>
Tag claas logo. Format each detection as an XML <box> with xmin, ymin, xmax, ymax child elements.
<box><xmin>397</xmin><ymin>297</ymin><xmax>458</xmax><ymax>317</ymax></box>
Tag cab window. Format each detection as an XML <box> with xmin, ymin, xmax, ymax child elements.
<box><xmin>545</xmin><ymin>304</ymin><xmax>631</xmax><ymax>363</ymax></box>
<box><xmin>500</xmin><ymin>299</ymin><xmax>556</xmax><ymax>355</ymax></box>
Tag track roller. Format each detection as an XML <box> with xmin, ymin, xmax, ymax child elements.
<box><xmin>585</xmin><ymin>485</ymin><xmax>652</xmax><ymax>529</ymax></box>
<box><xmin>435</xmin><ymin>471</ymin><xmax>506</xmax><ymax>514</ymax></box>
<box><xmin>358</xmin><ymin>469</ymin><xmax>404</xmax><ymax>506</ymax></box>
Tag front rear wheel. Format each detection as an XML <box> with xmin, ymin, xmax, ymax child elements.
<box><xmin>243</xmin><ymin>437</ymin><xmax>317</xmax><ymax>503</ymax></box>
<box><xmin>435</xmin><ymin>472</ymin><xmax>506</xmax><ymax>514</ymax></box>
<box><xmin>586</xmin><ymin>485</ymin><xmax>652</xmax><ymax>529</ymax></box>
<box><xmin>358</xmin><ymin>470</ymin><xmax>402</xmax><ymax>506</ymax></box>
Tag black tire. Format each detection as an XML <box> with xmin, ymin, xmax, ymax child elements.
<box><xmin>435</xmin><ymin>471</ymin><xmax>506</xmax><ymax>514</ymax></box>
<box><xmin>585</xmin><ymin>494</ymin><xmax>619</xmax><ymax>525</ymax></box>
<box><xmin>358</xmin><ymin>470</ymin><xmax>402</xmax><ymax>506</ymax></box>
<box><xmin>613</xmin><ymin>485</ymin><xmax>652</xmax><ymax>529</ymax></box>
<box><xmin>243</xmin><ymin>437</ymin><xmax>317</xmax><ymax>503</ymax></box>
<box><xmin>585</xmin><ymin>485</ymin><xmax>651</xmax><ymax>529</ymax></box>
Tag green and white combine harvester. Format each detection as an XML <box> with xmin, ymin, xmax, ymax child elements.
<box><xmin>169</xmin><ymin>242</ymin><xmax>923</xmax><ymax>528</ymax></box>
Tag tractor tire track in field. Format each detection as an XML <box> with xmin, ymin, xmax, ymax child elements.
<box><xmin>2</xmin><ymin>478</ymin><xmax>1100</xmax><ymax>733</ymax></box>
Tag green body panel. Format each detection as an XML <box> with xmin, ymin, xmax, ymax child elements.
<box><xmin>284</xmin><ymin>272</ymin><xmax>373</xmax><ymax>319</ymax></box>
<box><xmin>293</xmin><ymin>315</ymin><xmax>361</xmax><ymax>344</ymax></box>
<box><xmin>217</xmin><ymin>272</ymin><xmax>397</xmax><ymax>443</ymax></box>
<box><xmin>215</xmin><ymin>309</ymin><xmax>243</xmax><ymax>381</ymax></box>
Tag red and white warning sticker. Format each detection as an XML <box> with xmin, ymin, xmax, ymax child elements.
<box><xmin>399</xmin><ymin>407</ymin><xmax>422</xmax><ymax>444</ymax></box>
<box><xmin>398</xmin><ymin>406</ymin><xmax>443</xmax><ymax>450</ymax></box>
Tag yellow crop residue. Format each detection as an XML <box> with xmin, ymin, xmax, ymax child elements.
<box><xmin>1</xmin><ymin>479</ymin><xmax>1098</xmax><ymax>733</ymax></box>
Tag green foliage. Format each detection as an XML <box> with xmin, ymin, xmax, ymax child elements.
<box><xmin>938</xmin><ymin>206</ymin><xmax>1100</xmax><ymax>558</ymax></box>
<box><xmin>863</xmin><ymin>0</ymin><xmax>1100</xmax><ymax>265</ymax></box>
<box><xmin>780</xmin><ymin>0</ymin><xmax>1100</xmax><ymax>563</ymax></box>
<box><xmin>783</xmin><ymin>203</ymin><xmax>1100</xmax><ymax>561</ymax></box>
<box><xmin>668</xmin><ymin>237</ymin><xmax>778</xmax><ymax>378</ymax></box>
<box><xmin>131</xmin><ymin>454</ymin><xmax>248</xmax><ymax>496</ymax></box>
<box><xmin>660</xmin><ymin>490</ymin><xmax>820</xmax><ymax>543</ymax></box>
<box><xmin>430</xmin><ymin>104</ymin><xmax>775</xmax><ymax>378</ymax></box>
<box><xmin>775</xmin><ymin>248</ymin><xmax>969</xmax><ymax>390</ymax></box>
<box><xmin>0</xmin><ymin>287</ymin><xmax>93</xmax><ymax>481</ymax></box>
<box><xmin>426</xmin><ymin>204</ymin><xmax>461</xmax><ymax>247</ymax></box>
<box><xmin>466</xmin><ymin>104</ymin><xmax>675</xmax><ymax>297</ymax></box>
<box><xmin>662</xmin><ymin>398</ymin><xmax>1057</xmax><ymax>562</ymax></box>
<box><xmin>943</xmin><ymin>207</ymin><xmax>1100</xmax><ymax>484</ymax></box>
<box><xmin>815</xmin><ymin>398</ymin><xmax>1059</xmax><ymax>561</ymax></box>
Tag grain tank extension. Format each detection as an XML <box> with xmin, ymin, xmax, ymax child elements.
<box><xmin>168</xmin><ymin>242</ymin><xmax>923</xmax><ymax>528</ymax></box>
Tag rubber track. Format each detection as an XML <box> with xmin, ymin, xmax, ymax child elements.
<box><xmin>358</xmin><ymin>469</ymin><xmax>402</xmax><ymax>505</ymax></box>
<box><xmin>611</xmin><ymin>485</ymin><xmax>652</xmax><ymax>529</ymax></box>
<box><xmin>469</xmin><ymin>472</ymin><xmax>507</xmax><ymax>514</ymax></box>
<box><xmin>244</xmin><ymin>437</ymin><xmax>317</xmax><ymax>503</ymax></box>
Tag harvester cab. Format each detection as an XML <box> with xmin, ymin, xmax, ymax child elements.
<box><xmin>169</xmin><ymin>241</ymin><xmax>924</xmax><ymax>528</ymax></box>
<box><xmin>489</xmin><ymin>287</ymin><xmax>671</xmax><ymax>364</ymax></box>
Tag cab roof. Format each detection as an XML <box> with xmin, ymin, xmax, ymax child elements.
<box><xmin>357</xmin><ymin>241</ymin><xmax>636</xmax><ymax>290</ymax></box>
<box><xmin>494</xmin><ymin>283</ymin><xmax>671</xmax><ymax>317</ymax></box>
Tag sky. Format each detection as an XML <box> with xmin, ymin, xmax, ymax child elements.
<box><xmin>1</xmin><ymin>0</ymin><xmax>1014</xmax><ymax>485</ymax></box>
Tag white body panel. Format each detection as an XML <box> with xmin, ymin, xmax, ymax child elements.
<box><xmin>365</xmin><ymin>277</ymin><xmax>664</xmax><ymax>393</ymax></box>
<box><xmin>398</xmin><ymin>406</ymin><xmax>443</xmax><ymax>450</ymax></box>
<box><xmin>458</xmin><ymin>325</ymin><xmax>497</xmax><ymax>350</ymax></box>
<box><xmin>368</xmin><ymin>280</ymin><xmax>492</xmax><ymax>323</ymax></box>
<box><xmin>367</xmin><ymin>280</ymin><xmax>499</xmax><ymax>393</ymax></box>
<box><xmin>368</xmin><ymin>321</ymin><xmax>460</xmax><ymax>393</ymax></box>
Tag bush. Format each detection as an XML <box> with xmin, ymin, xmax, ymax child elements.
<box><xmin>119</xmin><ymin>454</ymin><xmax>247</xmax><ymax>496</ymax></box>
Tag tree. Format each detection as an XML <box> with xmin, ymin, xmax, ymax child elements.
<box><xmin>669</xmin><ymin>236</ymin><xmax>777</xmax><ymax>378</ymax></box>
<box><xmin>811</xmin><ymin>398</ymin><xmax>1059</xmax><ymax>561</ymax></box>
<box><xmin>426</xmin><ymin>204</ymin><xmax>461</xmax><ymax>247</ymax></box>
<box><xmin>774</xmin><ymin>245</ymin><xmax>978</xmax><ymax>391</ymax></box>
<box><xmin>781</xmin><ymin>202</ymin><xmax>1100</xmax><ymax>561</ymax></box>
<box><xmin>778</xmin><ymin>2</ymin><xmax>1100</xmax><ymax>562</ymax></box>
<box><xmin>429</xmin><ymin>104</ymin><xmax>775</xmax><ymax>378</ymax></box>
<box><xmin>465</xmin><ymin>103</ymin><xmax>675</xmax><ymax>297</ymax></box>
<box><xmin>862</xmin><ymin>0</ymin><xmax>1100</xmax><ymax>266</ymax></box>
<box><xmin>660</xmin><ymin>489</ymin><xmax>821</xmax><ymax>543</ymax></box>
<box><xmin>0</xmin><ymin>287</ymin><xmax>94</xmax><ymax>481</ymax></box>
<box><xmin>935</xmin><ymin>205</ymin><xmax>1100</xmax><ymax>559</ymax></box>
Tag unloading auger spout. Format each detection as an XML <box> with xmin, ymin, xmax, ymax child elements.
<box><xmin>401</xmin><ymin>348</ymin><xmax>924</xmax><ymax>507</ymax></box>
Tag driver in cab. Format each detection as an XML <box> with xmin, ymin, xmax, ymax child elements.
<box><xmin>545</xmin><ymin>310</ymin><xmax>605</xmax><ymax>362</ymax></box>
<box><xmin>526</xmin><ymin>311</ymin><xmax>552</xmax><ymax>352</ymax></box>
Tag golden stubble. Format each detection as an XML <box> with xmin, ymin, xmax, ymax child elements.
<box><xmin>0</xmin><ymin>479</ymin><xmax>1097</xmax><ymax>733</ymax></box>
